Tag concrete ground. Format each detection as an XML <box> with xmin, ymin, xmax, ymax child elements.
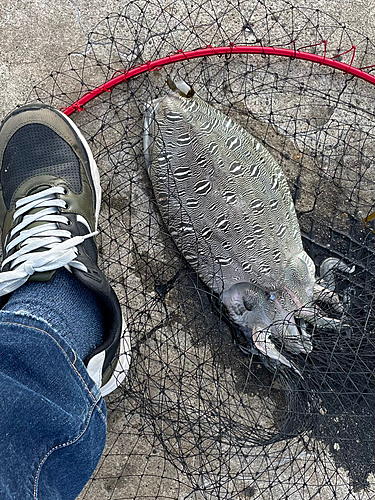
<box><xmin>0</xmin><ymin>0</ymin><xmax>374</xmax><ymax>118</ymax></box>
<box><xmin>0</xmin><ymin>1</ymin><xmax>374</xmax><ymax>499</ymax></box>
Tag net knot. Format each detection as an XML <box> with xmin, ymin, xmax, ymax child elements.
<box><xmin>225</xmin><ymin>42</ymin><xmax>235</xmax><ymax>60</ymax></box>
<box><xmin>99</xmin><ymin>83</ymin><xmax>112</xmax><ymax>93</ymax></box>
<box><xmin>72</xmin><ymin>102</ymin><xmax>85</xmax><ymax>112</ymax></box>
<box><xmin>297</xmin><ymin>39</ymin><xmax>327</xmax><ymax>64</ymax></box>
<box><xmin>291</xmin><ymin>39</ymin><xmax>297</xmax><ymax>59</ymax></box>
<box><xmin>333</xmin><ymin>45</ymin><xmax>357</xmax><ymax>68</ymax></box>
<box><xmin>205</xmin><ymin>44</ymin><xmax>218</xmax><ymax>56</ymax></box>
<box><xmin>147</xmin><ymin>61</ymin><xmax>162</xmax><ymax>72</ymax></box>
<box><xmin>174</xmin><ymin>49</ymin><xmax>189</xmax><ymax>61</ymax></box>
<box><xmin>111</xmin><ymin>69</ymin><xmax>128</xmax><ymax>81</ymax></box>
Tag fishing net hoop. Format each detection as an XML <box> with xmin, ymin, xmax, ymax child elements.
<box><xmin>62</xmin><ymin>44</ymin><xmax>375</xmax><ymax>116</ymax></box>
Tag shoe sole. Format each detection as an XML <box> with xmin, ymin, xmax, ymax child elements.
<box><xmin>100</xmin><ymin>322</ymin><xmax>132</xmax><ymax>397</ymax></box>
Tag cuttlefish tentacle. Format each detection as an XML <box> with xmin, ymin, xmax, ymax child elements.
<box><xmin>313</xmin><ymin>257</ymin><xmax>355</xmax><ymax>314</ymax></box>
<box><xmin>251</xmin><ymin>325</ymin><xmax>302</xmax><ymax>377</ymax></box>
<box><xmin>296</xmin><ymin>306</ymin><xmax>342</xmax><ymax>330</ymax></box>
<box><xmin>319</xmin><ymin>257</ymin><xmax>355</xmax><ymax>291</ymax></box>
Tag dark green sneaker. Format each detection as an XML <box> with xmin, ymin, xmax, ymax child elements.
<box><xmin>0</xmin><ymin>103</ymin><xmax>130</xmax><ymax>396</ymax></box>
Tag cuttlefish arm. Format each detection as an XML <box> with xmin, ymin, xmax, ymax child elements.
<box><xmin>251</xmin><ymin>323</ymin><xmax>302</xmax><ymax>377</ymax></box>
<box><xmin>311</xmin><ymin>258</ymin><xmax>355</xmax><ymax>314</ymax></box>
<box><xmin>319</xmin><ymin>257</ymin><xmax>355</xmax><ymax>291</ymax></box>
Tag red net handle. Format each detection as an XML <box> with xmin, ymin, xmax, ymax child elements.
<box><xmin>62</xmin><ymin>45</ymin><xmax>375</xmax><ymax>116</ymax></box>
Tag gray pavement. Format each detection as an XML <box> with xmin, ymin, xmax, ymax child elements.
<box><xmin>0</xmin><ymin>0</ymin><xmax>374</xmax><ymax>118</ymax></box>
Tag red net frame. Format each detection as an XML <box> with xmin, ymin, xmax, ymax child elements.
<box><xmin>62</xmin><ymin>44</ymin><xmax>375</xmax><ymax>116</ymax></box>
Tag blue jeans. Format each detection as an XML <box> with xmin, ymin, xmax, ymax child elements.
<box><xmin>0</xmin><ymin>310</ymin><xmax>107</xmax><ymax>500</ymax></box>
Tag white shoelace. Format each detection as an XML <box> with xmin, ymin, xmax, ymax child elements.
<box><xmin>0</xmin><ymin>186</ymin><xmax>97</xmax><ymax>296</ymax></box>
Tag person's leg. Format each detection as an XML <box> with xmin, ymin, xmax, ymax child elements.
<box><xmin>0</xmin><ymin>104</ymin><xmax>131</xmax><ymax>499</ymax></box>
<box><xmin>3</xmin><ymin>267</ymin><xmax>105</xmax><ymax>361</ymax></box>
<box><xmin>0</xmin><ymin>310</ymin><xmax>107</xmax><ymax>500</ymax></box>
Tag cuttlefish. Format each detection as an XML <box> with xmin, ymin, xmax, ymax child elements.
<box><xmin>143</xmin><ymin>81</ymin><xmax>348</xmax><ymax>374</ymax></box>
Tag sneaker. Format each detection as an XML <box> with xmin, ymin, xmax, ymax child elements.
<box><xmin>0</xmin><ymin>103</ymin><xmax>131</xmax><ymax>397</ymax></box>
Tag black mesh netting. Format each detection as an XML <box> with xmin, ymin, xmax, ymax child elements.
<box><xmin>28</xmin><ymin>1</ymin><xmax>374</xmax><ymax>498</ymax></box>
